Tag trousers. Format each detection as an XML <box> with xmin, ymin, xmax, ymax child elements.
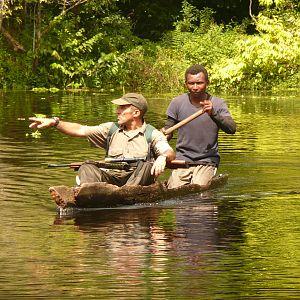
<box><xmin>77</xmin><ymin>161</ymin><xmax>155</xmax><ymax>186</ymax></box>
<box><xmin>167</xmin><ymin>165</ymin><xmax>217</xmax><ymax>189</ymax></box>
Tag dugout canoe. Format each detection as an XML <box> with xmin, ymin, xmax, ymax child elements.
<box><xmin>49</xmin><ymin>174</ymin><xmax>228</xmax><ymax>209</ymax></box>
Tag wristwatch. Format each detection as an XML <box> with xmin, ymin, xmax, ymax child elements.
<box><xmin>52</xmin><ymin>117</ymin><xmax>60</xmax><ymax>127</ymax></box>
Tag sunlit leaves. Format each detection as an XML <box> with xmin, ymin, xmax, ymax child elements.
<box><xmin>259</xmin><ymin>0</ymin><xmax>289</xmax><ymax>7</ymax></box>
<box><xmin>210</xmin><ymin>8</ymin><xmax>300</xmax><ymax>90</ymax></box>
<box><xmin>0</xmin><ymin>0</ymin><xmax>23</xmax><ymax>20</ymax></box>
<box><xmin>49</xmin><ymin>24</ymin><xmax>128</xmax><ymax>88</ymax></box>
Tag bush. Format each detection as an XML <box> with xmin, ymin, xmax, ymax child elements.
<box><xmin>123</xmin><ymin>3</ymin><xmax>300</xmax><ymax>92</ymax></box>
<box><xmin>124</xmin><ymin>44</ymin><xmax>186</xmax><ymax>92</ymax></box>
<box><xmin>211</xmin><ymin>11</ymin><xmax>300</xmax><ymax>90</ymax></box>
<box><xmin>0</xmin><ymin>46</ymin><xmax>33</xmax><ymax>90</ymax></box>
<box><xmin>123</xmin><ymin>2</ymin><xmax>246</xmax><ymax>92</ymax></box>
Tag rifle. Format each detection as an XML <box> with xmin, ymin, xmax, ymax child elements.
<box><xmin>47</xmin><ymin>158</ymin><xmax>214</xmax><ymax>171</ymax></box>
<box><xmin>47</xmin><ymin>158</ymin><xmax>146</xmax><ymax>171</ymax></box>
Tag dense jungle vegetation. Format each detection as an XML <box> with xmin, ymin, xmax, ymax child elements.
<box><xmin>0</xmin><ymin>0</ymin><xmax>299</xmax><ymax>92</ymax></box>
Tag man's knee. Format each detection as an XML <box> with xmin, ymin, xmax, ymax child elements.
<box><xmin>192</xmin><ymin>166</ymin><xmax>216</xmax><ymax>186</ymax></box>
<box><xmin>126</xmin><ymin>161</ymin><xmax>155</xmax><ymax>186</ymax></box>
<box><xmin>78</xmin><ymin>163</ymin><xmax>105</xmax><ymax>184</ymax></box>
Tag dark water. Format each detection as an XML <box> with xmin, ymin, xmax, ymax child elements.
<box><xmin>0</xmin><ymin>90</ymin><xmax>299</xmax><ymax>299</ymax></box>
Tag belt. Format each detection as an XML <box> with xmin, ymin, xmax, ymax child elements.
<box><xmin>169</xmin><ymin>160</ymin><xmax>217</xmax><ymax>168</ymax></box>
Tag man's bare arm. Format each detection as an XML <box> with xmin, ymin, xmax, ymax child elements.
<box><xmin>28</xmin><ymin>117</ymin><xmax>87</xmax><ymax>137</ymax></box>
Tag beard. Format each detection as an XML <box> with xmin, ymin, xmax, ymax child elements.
<box><xmin>189</xmin><ymin>91</ymin><xmax>206</xmax><ymax>99</ymax></box>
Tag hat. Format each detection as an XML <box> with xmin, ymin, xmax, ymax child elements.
<box><xmin>111</xmin><ymin>93</ymin><xmax>148</xmax><ymax>113</ymax></box>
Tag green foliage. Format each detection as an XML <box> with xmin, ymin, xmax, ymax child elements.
<box><xmin>0</xmin><ymin>0</ymin><xmax>299</xmax><ymax>92</ymax></box>
<box><xmin>174</xmin><ymin>1</ymin><xmax>215</xmax><ymax>33</ymax></box>
<box><xmin>124</xmin><ymin>44</ymin><xmax>185</xmax><ymax>92</ymax></box>
<box><xmin>92</xmin><ymin>51</ymin><xmax>127</xmax><ymax>91</ymax></box>
<box><xmin>211</xmin><ymin>10</ymin><xmax>300</xmax><ymax>90</ymax></box>
<box><xmin>123</xmin><ymin>2</ymin><xmax>246</xmax><ymax>92</ymax></box>
<box><xmin>45</xmin><ymin>4</ymin><xmax>136</xmax><ymax>90</ymax></box>
<box><xmin>116</xmin><ymin>0</ymin><xmax>300</xmax><ymax>92</ymax></box>
<box><xmin>48</xmin><ymin>30</ymin><xmax>129</xmax><ymax>89</ymax></box>
<box><xmin>25</xmin><ymin>130</ymin><xmax>42</xmax><ymax>138</ymax></box>
<box><xmin>31</xmin><ymin>87</ymin><xmax>59</xmax><ymax>93</ymax></box>
<box><xmin>0</xmin><ymin>0</ymin><xmax>136</xmax><ymax>90</ymax></box>
<box><xmin>0</xmin><ymin>0</ymin><xmax>23</xmax><ymax>20</ymax></box>
<box><xmin>0</xmin><ymin>44</ymin><xmax>33</xmax><ymax>89</ymax></box>
<box><xmin>260</xmin><ymin>0</ymin><xmax>282</xmax><ymax>6</ymax></box>
<box><xmin>49</xmin><ymin>28</ymin><xmax>104</xmax><ymax>88</ymax></box>
<box><xmin>258</xmin><ymin>0</ymin><xmax>294</xmax><ymax>7</ymax></box>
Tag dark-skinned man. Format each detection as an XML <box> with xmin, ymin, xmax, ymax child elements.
<box><xmin>162</xmin><ymin>64</ymin><xmax>236</xmax><ymax>188</ymax></box>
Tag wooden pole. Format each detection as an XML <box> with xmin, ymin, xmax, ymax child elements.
<box><xmin>164</xmin><ymin>109</ymin><xmax>204</xmax><ymax>135</ymax></box>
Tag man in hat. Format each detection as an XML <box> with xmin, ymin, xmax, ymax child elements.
<box><xmin>29</xmin><ymin>93</ymin><xmax>175</xmax><ymax>186</ymax></box>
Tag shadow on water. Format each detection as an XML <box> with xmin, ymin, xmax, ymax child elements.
<box><xmin>53</xmin><ymin>188</ymin><xmax>247</xmax><ymax>251</ymax></box>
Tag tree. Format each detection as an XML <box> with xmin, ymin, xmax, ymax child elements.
<box><xmin>0</xmin><ymin>0</ymin><xmax>135</xmax><ymax>89</ymax></box>
<box><xmin>0</xmin><ymin>0</ymin><xmax>25</xmax><ymax>51</ymax></box>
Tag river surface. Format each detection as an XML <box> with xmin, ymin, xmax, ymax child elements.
<box><xmin>0</xmin><ymin>90</ymin><xmax>299</xmax><ymax>299</ymax></box>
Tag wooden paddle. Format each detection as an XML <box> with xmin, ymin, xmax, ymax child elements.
<box><xmin>164</xmin><ymin>108</ymin><xmax>204</xmax><ymax>135</ymax></box>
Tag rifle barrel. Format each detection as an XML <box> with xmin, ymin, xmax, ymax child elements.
<box><xmin>48</xmin><ymin>163</ymin><xmax>77</xmax><ymax>168</ymax></box>
<box><xmin>104</xmin><ymin>157</ymin><xmax>146</xmax><ymax>163</ymax></box>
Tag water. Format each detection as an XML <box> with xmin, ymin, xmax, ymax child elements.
<box><xmin>0</xmin><ymin>90</ymin><xmax>299</xmax><ymax>299</ymax></box>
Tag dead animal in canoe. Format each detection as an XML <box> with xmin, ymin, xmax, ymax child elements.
<box><xmin>49</xmin><ymin>174</ymin><xmax>228</xmax><ymax>209</ymax></box>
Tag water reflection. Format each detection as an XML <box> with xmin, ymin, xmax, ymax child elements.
<box><xmin>52</xmin><ymin>196</ymin><xmax>246</xmax><ymax>298</ymax></box>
